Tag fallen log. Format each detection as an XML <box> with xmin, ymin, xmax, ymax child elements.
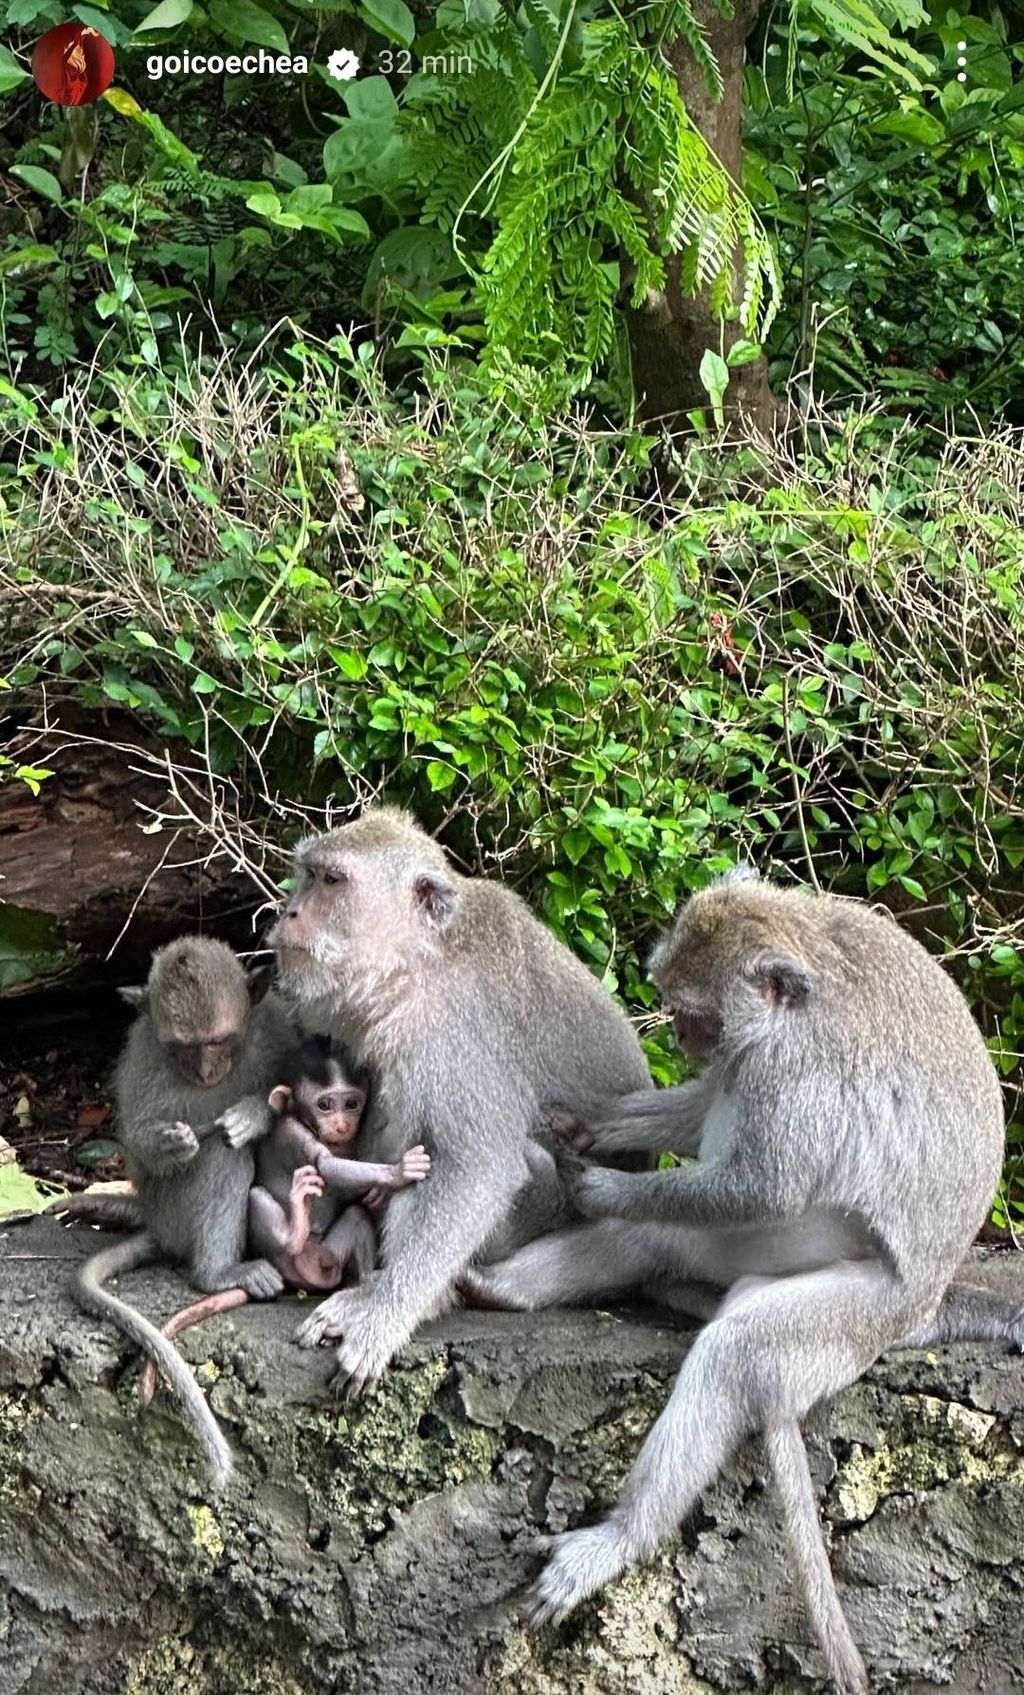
<box><xmin>0</xmin><ymin>709</ymin><xmax>265</xmax><ymax>994</ymax></box>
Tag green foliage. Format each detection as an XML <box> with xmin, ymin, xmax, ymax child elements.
<box><xmin>746</xmin><ymin>2</ymin><xmax>1024</xmax><ymax>425</ymax></box>
<box><xmin>3</xmin><ymin>342</ymin><xmax>1024</xmax><ymax>1184</ymax></box>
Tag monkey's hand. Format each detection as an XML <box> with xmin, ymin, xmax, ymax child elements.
<box><xmin>394</xmin><ymin>1145</ymin><xmax>431</xmax><ymax>1187</ymax></box>
<box><xmin>295</xmin><ymin>1285</ymin><xmax>392</xmax><ymax>1398</ymax></box>
<box><xmin>218</xmin><ymin>1096</ymin><xmax>272</xmax><ymax>1151</ymax></box>
<box><xmin>155</xmin><ymin>1121</ymin><xmax>200</xmax><ymax>1169</ymax></box>
<box><xmin>549</xmin><ymin>1110</ymin><xmax>595</xmax><ymax>1154</ymax></box>
<box><xmin>561</xmin><ymin>1158</ymin><xmax>634</xmax><ymax>1220</ymax></box>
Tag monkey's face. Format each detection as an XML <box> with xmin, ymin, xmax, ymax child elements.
<box><xmin>271</xmin><ymin>835</ymin><xmax>457</xmax><ymax>996</ymax></box>
<box><xmin>291</xmin><ymin>1075</ymin><xmax>366</xmax><ymax>1148</ymax></box>
<box><xmin>164</xmin><ymin>1030</ymin><xmax>242</xmax><ymax>1088</ymax></box>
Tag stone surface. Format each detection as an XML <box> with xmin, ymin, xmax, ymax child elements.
<box><xmin>2</xmin><ymin>1218</ymin><xmax>1024</xmax><ymax>1695</ymax></box>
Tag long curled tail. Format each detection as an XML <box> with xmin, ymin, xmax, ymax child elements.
<box><xmin>765</xmin><ymin>1421</ymin><xmax>868</xmax><ymax>1695</ymax></box>
<box><xmin>76</xmin><ymin>1232</ymin><xmax>233</xmax><ymax>1490</ymax></box>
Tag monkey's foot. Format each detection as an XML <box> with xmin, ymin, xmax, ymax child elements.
<box><xmin>524</xmin><ymin>1525</ymin><xmax>628</xmax><ymax>1628</ymax></box>
<box><xmin>234</xmin><ymin>1259</ymin><xmax>285</xmax><ymax>1300</ymax></box>
<box><xmin>457</xmin><ymin>1266</ymin><xmax>530</xmax><ymax>1312</ymax></box>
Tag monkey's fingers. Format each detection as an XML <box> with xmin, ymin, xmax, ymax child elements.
<box><xmin>549</xmin><ymin>1111</ymin><xmax>594</xmax><ymax>1153</ymax></box>
<box><xmin>295</xmin><ymin>1292</ymin><xmax>350</xmax><ymax>1348</ymax></box>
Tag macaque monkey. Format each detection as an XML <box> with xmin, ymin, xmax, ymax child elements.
<box><xmin>137</xmin><ymin>1037</ymin><xmax>431</xmax><ymax>1402</ymax></box>
<box><xmin>240</xmin><ymin>805</ymin><xmax>651</xmax><ymax>1398</ymax></box>
<box><xmin>75</xmin><ymin>936</ymin><xmax>295</xmax><ymax>1487</ymax></box>
<box><xmin>467</xmin><ymin>868</ymin><xmax>1005</xmax><ymax>1693</ymax></box>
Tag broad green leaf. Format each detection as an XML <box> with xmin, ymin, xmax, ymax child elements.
<box><xmin>209</xmin><ymin>0</ymin><xmax>290</xmax><ymax>53</ymax></box>
<box><xmin>0</xmin><ymin>1161</ymin><xmax>65</xmax><ymax>1222</ymax></box>
<box><xmin>0</xmin><ymin>245</ymin><xmax>60</xmax><ymax>273</ymax></box>
<box><xmin>135</xmin><ymin>0</ymin><xmax>192</xmax><ymax>27</ymax></box>
<box><xmin>0</xmin><ymin>905</ymin><xmax>70</xmax><ymax>991</ymax></box>
<box><xmin>359</xmin><ymin>0</ymin><xmax>414</xmax><ymax>44</ymax></box>
<box><xmin>0</xmin><ymin>45</ymin><xmax>29</xmax><ymax>92</ymax></box>
<box><xmin>11</xmin><ymin>166</ymin><xmax>62</xmax><ymax>205</ymax></box>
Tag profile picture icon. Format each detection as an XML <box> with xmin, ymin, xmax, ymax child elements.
<box><xmin>32</xmin><ymin>22</ymin><xmax>115</xmax><ymax>106</ymax></box>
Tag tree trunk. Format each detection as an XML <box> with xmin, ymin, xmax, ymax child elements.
<box><xmin>628</xmin><ymin>0</ymin><xmax>779</xmax><ymax>432</ymax></box>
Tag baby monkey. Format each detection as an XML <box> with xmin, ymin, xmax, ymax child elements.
<box><xmin>139</xmin><ymin>1037</ymin><xmax>429</xmax><ymax>1401</ymax></box>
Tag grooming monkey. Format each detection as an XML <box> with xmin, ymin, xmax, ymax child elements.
<box><xmin>232</xmin><ymin>805</ymin><xmax>652</xmax><ymax>1396</ymax></box>
<box><xmin>137</xmin><ymin>1035</ymin><xmax>430</xmax><ymax>1406</ymax></box>
<box><xmin>75</xmin><ymin>936</ymin><xmax>295</xmax><ymax>1487</ymax></box>
<box><xmin>467</xmin><ymin>868</ymin><xmax>1005</xmax><ymax>1693</ymax></box>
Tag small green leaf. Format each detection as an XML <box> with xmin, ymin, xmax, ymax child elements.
<box><xmin>11</xmin><ymin>165</ymin><xmax>62</xmax><ymax>205</ymax></box>
<box><xmin>76</xmin><ymin>1139</ymin><xmax>120</xmax><ymax>1166</ymax></box>
<box><xmin>426</xmin><ymin>760</ymin><xmax>456</xmax><ymax>791</ymax></box>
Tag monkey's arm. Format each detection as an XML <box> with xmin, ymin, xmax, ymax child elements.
<box><xmin>568</xmin><ymin>1155</ymin><xmax>789</xmax><ymax>1228</ymax></box>
<box><xmin>316</xmin><ymin>1146</ymin><xmax>429</xmax><ymax>1195</ymax></box>
<box><xmin>564</xmin><ymin>1080</ymin><xmax>711</xmax><ymax>1158</ymax></box>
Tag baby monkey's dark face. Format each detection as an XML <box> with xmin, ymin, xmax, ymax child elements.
<box><xmin>299</xmin><ymin>1074</ymin><xmax>366</xmax><ymax>1150</ymax></box>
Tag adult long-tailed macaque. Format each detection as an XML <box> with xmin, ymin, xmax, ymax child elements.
<box><xmin>466</xmin><ymin>869</ymin><xmax>1006</xmax><ymax>1693</ymax></box>
<box><xmin>75</xmin><ymin>936</ymin><xmax>294</xmax><ymax>1486</ymax></box>
<box><xmin>137</xmin><ymin>1035</ymin><xmax>430</xmax><ymax>1407</ymax></box>
<box><xmin>231</xmin><ymin>805</ymin><xmax>652</xmax><ymax>1396</ymax></box>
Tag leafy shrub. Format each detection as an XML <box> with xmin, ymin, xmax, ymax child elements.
<box><xmin>3</xmin><ymin>340</ymin><xmax>1024</xmax><ymax>1221</ymax></box>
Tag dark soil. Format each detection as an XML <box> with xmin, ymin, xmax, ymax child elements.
<box><xmin>0</xmin><ymin>990</ymin><xmax>130</xmax><ymax>1190</ymax></box>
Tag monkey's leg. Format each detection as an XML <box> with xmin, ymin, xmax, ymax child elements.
<box><xmin>480</xmin><ymin>1142</ymin><xmax>576</xmax><ymax>1263</ymax></box>
<box><xmin>898</xmin><ymin>1278</ymin><xmax>1024</xmax><ymax>1350</ymax></box>
<box><xmin>323</xmin><ymin>1205</ymin><xmax>377</xmax><ymax>1283</ymax></box>
<box><xmin>46</xmin><ymin>1191</ymin><xmax>142</xmax><ymax>1228</ymax></box>
<box><xmin>463</xmin><ymin>1219</ymin><xmax>682</xmax><ymax>1311</ymax></box>
<box><xmin>248</xmin><ymin>1185</ymin><xmax>294</xmax><ymax>1256</ymax></box>
<box><xmin>138</xmin><ymin>1288</ymin><xmax>249</xmax><ymax>1407</ymax></box>
<box><xmin>528</xmin><ymin>1263</ymin><xmax>900</xmax><ymax>1695</ymax></box>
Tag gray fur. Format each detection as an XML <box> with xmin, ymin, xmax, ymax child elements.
<box><xmin>475</xmin><ymin>875</ymin><xmax>1005</xmax><ymax>1693</ymax></box>
<box><xmin>76</xmin><ymin>937</ymin><xmax>296</xmax><ymax>1485</ymax></box>
<box><xmin>270</xmin><ymin>805</ymin><xmax>651</xmax><ymax>1396</ymax></box>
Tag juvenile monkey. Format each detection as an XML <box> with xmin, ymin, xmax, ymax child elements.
<box><xmin>243</xmin><ymin>805</ymin><xmax>652</xmax><ymax>1397</ymax></box>
<box><xmin>137</xmin><ymin>1035</ymin><xmax>430</xmax><ymax>1405</ymax></box>
<box><xmin>76</xmin><ymin>936</ymin><xmax>295</xmax><ymax>1487</ymax></box>
<box><xmin>468</xmin><ymin>868</ymin><xmax>1005</xmax><ymax>1693</ymax></box>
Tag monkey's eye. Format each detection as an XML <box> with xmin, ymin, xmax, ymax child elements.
<box><xmin>342</xmin><ymin>1095</ymin><xmax>362</xmax><ymax>1112</ymax></box>
<box><xmin>321</xmin><ymin>869</ymin><xmax>347</xmax><ymax>887</ymax></box>
<box><xmin>317</xmin><ymin>1094</ymin><xmax>336</xmax><ymax>1112</ymax></box>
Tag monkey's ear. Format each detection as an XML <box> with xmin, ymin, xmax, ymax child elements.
<box><xmin>413</xmin><ymin>871</ymin><xmax>457</xmax><ymax>928</ymax></box>
<box><xmin>717</xmin><ymin>862</ymin><xmax>759</xmax><ymax>886</ymax></box>
<box><xmin>751</xmin><ymin>953</ymin><xmax>812</xmax><ymax>1009</ymax></box>
<box><xmin>119</xmin><ymin>985</ymin><xmax>147</xmax><ymax>1010</ymax></box>
<box><xmin>246</xmin><ymin>962</ymin><xmax>274</xmax><ymax>1005</ymax></box>
<box><xmin>268</xmin><ymin>1085</ymin><xmax>291</xmax><ymax>1113</ymax></box>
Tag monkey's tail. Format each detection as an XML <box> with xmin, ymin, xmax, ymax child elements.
<box><xmin>138</xmin><ymin>1288</ymin><xmax>250</xmax><ymax>1409</ymax></box>
<box><xmin>764</xmin><ymin>1422</ymin><xmax>868</xmax><ymax>1695</ymax></box>
<box><xmin>75</xmin><ymin>1231</ymin><xmax>233</xmax><ymax>1491</ymax></box>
